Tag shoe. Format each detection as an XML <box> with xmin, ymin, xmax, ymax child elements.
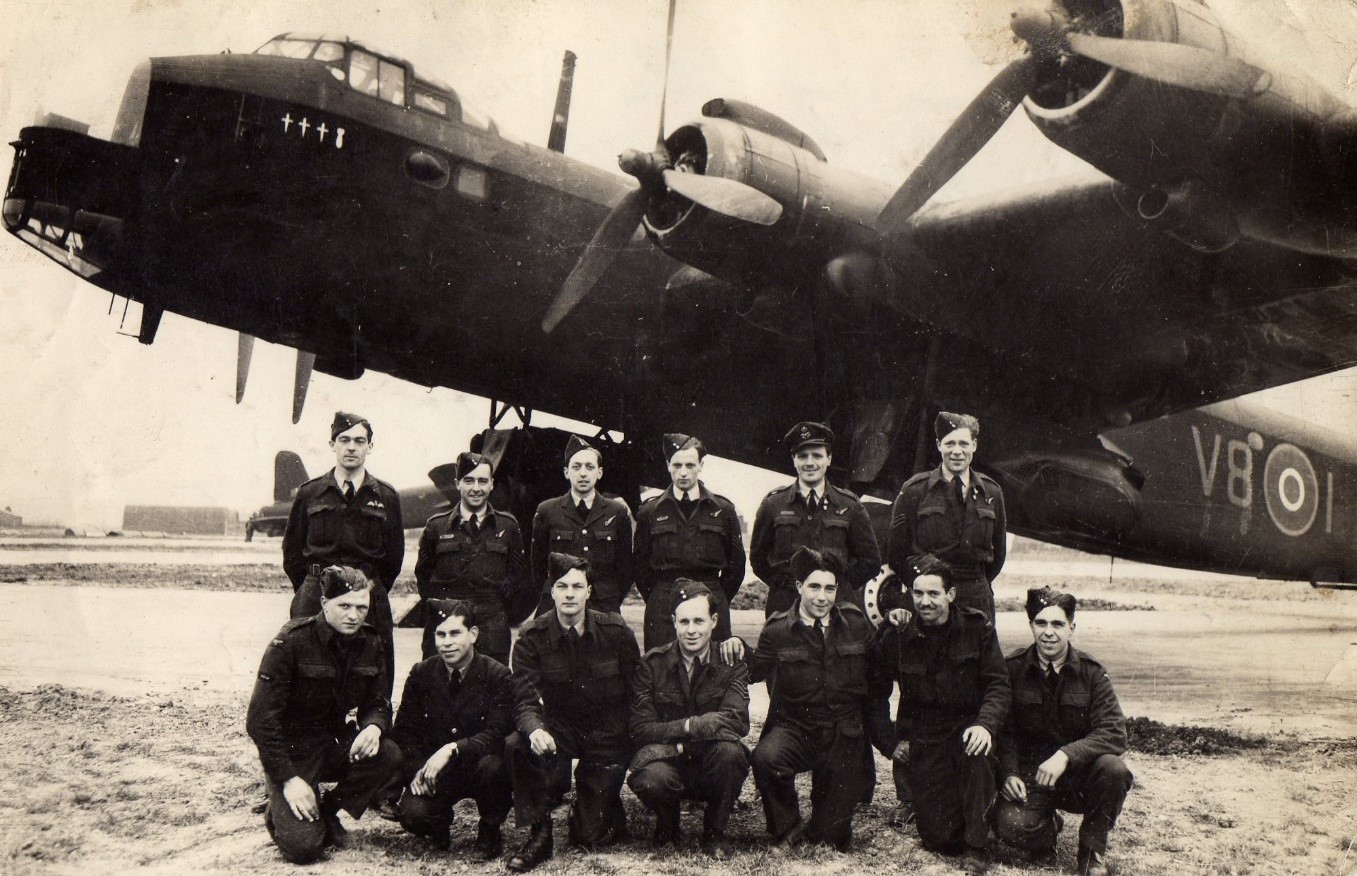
<box><xmin>1078</xmin><ymin>845</ymin><xmax>1110</xmax><ymax>876</ymax></box>
<box><xmin>651</xmin><ymin>820</ymin><xmax>679</xmax><ymax>848</ymax></box>
<box><xmin>960</xmin><ymin>847</ymin><xmax>990</xmax><ymax>874</ymax></box>
<box><xmin>474</xmin><ymin>821</ymin><xmax>504</xmax><ymax>861</ymax></box>
<box><xmin>885</xmin><ymin>802</ymin><xmax>914</xmax><ymax>827</ymax></box>
<box><xmin>372</xmin><ymin>797</ymin><xmax>402</xmax><ymax>823</ymax></box>
<box><xmin>771</xmin><ymin>821</ymin><xmax>807</xmax><ymax>852</ymax></box>
<box><xmin>506</xmin><ymin>822</ymin><xmax>553</xmax><ymax>872</ymax></box>
<box><xmin>701</xmin><ymin>834</ymin><xmax>733</xmax><ymax>861</ymax></box>
<box><xmin>322</xmin><ymin>810</ymin><xmax>352</xmax><ymax>851</ymax></box>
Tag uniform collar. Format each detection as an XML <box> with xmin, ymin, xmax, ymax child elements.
<box><xmin>794</xmin><ymin>599</ymin><xmax>837</xmax><ymax>631</ymax></box>
<box><xmin>1022</xmin><ymin>643</ymin><xmax>1081</xmax><ymax>675</ymax></box>
<box><xmin>333</xmin><ymin>468</ymin><xmax>368</xmax><ymax>492</ymax></box>
<box><xmin>679</xmin><ymin>643</ymin><xmax>711</xmax><ymax>674</ymax></box>
<box><xmin>938</xmin><ymin>465</ymin><xmax>971</xmax><ymax>489</ymax></box>
<box><xmin>458</xmin><ymin>502</ymin><xmax>490</xmax><ymax>524</ymax></box>
<box><xmin>664</xmin><ymin>483</ymin><xmax>710</xmax><ymax>506</ymax></box>
<box><xmin>549</xmin><ymin>609</ymin><xmax>589</xmax><ymax>644</ymax></box>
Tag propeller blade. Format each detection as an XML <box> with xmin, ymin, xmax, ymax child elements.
<box><xmin>656</xmin><ymin>0</ymin><xmax>678</xmax><ymax>149</ymax></box>
<box><xmin>541</xmin><ymin>187</ymin><xmax>649</xmax><ymax>333</ymax></box>
<box><xmin>1067</xmin><ymin>33</ymin><xmax>1266</xmax><ymax>99</ymax></box>
<box><xmin>292</xmin><ymin>350</ymin><xmax>315</xmax><ymax>424</ymax></box>
<box><xmin>235</xmin><ymin>332</ymin><xmax>255</xmax><ymax>403</ymax></box>
<box><xmin>877</xmin><ymin>54</ymin><xmax>1040</xmax><ymax>236</ymax></box>
<box><xmin>662</xmin><ymin>169</ymin><xmax>783</xmax><ymax>225</ymax></box>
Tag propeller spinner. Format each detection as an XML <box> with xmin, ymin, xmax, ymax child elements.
<box><xmin>541</xmin><ymin>0</ymin><xmax>782</xmax><ymax>334</ymax></box>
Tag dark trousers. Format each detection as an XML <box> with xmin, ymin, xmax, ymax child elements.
<box><xmin>398</xmin><ymin>752</ymin><xmax>512</xmax><ymax>841</ymax></box>
<box><xmin>506</xmin><ymin>727</ymin><xmax>629</xmax><ymax>847</ymax></box>
<box><xmin>908</xmin><ymin>736</ymin><xmax>997</xmax><ymax>852</ymax></box>
<box><xmin>264</xmin><ymin>738</ymin><xmax>402</xmax><ymax>864</ymax></box>
<box><xmin>643</xmin><ymin>578</ymin><xmax>731</xmax><ymax>650</ymax></box>
<box><xmin>291</xmin><ymin>572</ymin><xmax>395</xmax><ymax>693</ymax></box>
<box><xmin>991</xmin><ymin>754</ymin><xmax>1133</xmax><ymax>855</ymax></box>
<box><xmin>627</xmin><ymin>741</ymin><xmax>749</xmax><ymax>838</ymax></box>
<box><xmin>752</xmin><ymin>724</ymin><xmax>867</xmax><ymax>850</ymax></box>
<box><xmin>950</xmin><ymin>568</ymin><xmax>995</xmax><ymax>623</ymax></box>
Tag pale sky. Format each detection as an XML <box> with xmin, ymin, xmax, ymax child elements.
<box><xmin>1</xmin><ymin>0</ymin><xmax>1353</xmax><ymax>528</ymax></box>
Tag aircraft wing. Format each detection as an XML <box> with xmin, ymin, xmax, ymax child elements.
<box><xmin>886</xmin><ymin>176</ymin><xmax>1357</xmax><ymax>425</ymax></box>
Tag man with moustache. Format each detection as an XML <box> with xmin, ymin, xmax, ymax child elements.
<box><xmin>414</xmin><ymin>451</ymin><xmax>527</xmax><ymax>666</ymax></box>
<box><xmin>634</xmin><ymin>434</ymin><xmax>746</xmax><ymax>649</ymax></box>
<box><xmin>888</xmin><ymin>411</ymin><xmax>1007</xmax><ymax>621</ymax></box>
<box><xmin>284</xmin><ymin>411</ymin><xmax>403</xmax><ymax>688</ymax></box>
<box><xmin>991</xmin><ymin>588</ymin><xmax>1133</xmax><ymax>876</ymax></box>
<box><xmin>246</xmin><ymin>566</ymin><xmax>402</xmax><ymax>864</ymax></box>
<box><xmin>531</xmin><ymin>435</ymin><xmax>634</xmax><ymax>614</ymax></box>
<box><xmin>876</xmin><ymin>554</ymin><xmax>1011</xmax><ymax>875</ymax></box>
<box><xmin>750</xmin><ymin>422</ymin><xmax>880</xmax><ymax>617</ymax></box>
<box><xmin>627</xmin><ymin>581</ymin><xmax>750</xmax><ymax>858</ymax></box>
<box><xmin>505</xmin><ymin>553</ymin><xmax>641</xmax><ymax>872</ymax></box>
<box><xmin>390</xmin><ymin>599</ymin><xmax>515</xmax><ymax>860</ymax></box>
<box><xmin>743</xmin><ymin>547</ymin><xmax>891</xmax><ymax>852</ymax></box>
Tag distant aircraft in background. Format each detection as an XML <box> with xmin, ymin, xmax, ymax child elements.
<box><xmin>8</xmin><ymin>1</ymin><xmax>1357</xmax><ymax>586</ymax></box>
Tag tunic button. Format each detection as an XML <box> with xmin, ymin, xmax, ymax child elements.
<box><xmin>583</xmin><ymin>546</ymin><xmax>590</xmax><ymax>551</ymax></box>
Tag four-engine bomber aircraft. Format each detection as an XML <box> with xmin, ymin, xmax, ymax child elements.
<box><xmin>6</xmin><ymin>0</ymin><xmax>1356</xmax><ymax>585</ymax></box>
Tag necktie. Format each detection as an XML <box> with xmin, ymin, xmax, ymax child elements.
<box><xmin>688</xmin><ymin>657</ymin><xmax>700</xmax><ymax>683</ymax></box>
<box><xmin>815</xmin><ymin>619</ymin><xmax>827</xmax><ymax>642</ymax></box>
<box><xmin>807</xmin><ymin>490</ymin><xmax>819</xmax><ymax>511</ymax></box>
<box><xmin>465</xmin><ymin>514</ymin><xmax>479</xmax><ymax>536</ymax></box>
<box><xmin>1045</xmin><ymin>664</ymin><xmax>1059</xmax><ymax>688</ymax></box>
<box><xmin>678</xmin><ymin>492</ymin><xmax>696</xmax><ymax>518</ymax></box>
<box><xmin>576</xmin><ymin>499</ymin><xmax>589</xmax><ymax>519</ymax></box>
<box><xmin>448</xmin><ymin>668</ymin><xmax>462</xmax><ymax>699</ymax></box>
<box><xmin>342</xmin><ymin>480</ymin><xmax>355</xmax><ymax>503</ymax></box>
<box><xmin>955</xmin><ymin>477</ymin><xmax>966</xmax><ymax>507</ymax></box>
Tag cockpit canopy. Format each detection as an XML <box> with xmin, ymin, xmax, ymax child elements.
<box><xmin>253</xmin><ymin>33</ymin><xmax>497</xmax><ymax>131</ymax></box>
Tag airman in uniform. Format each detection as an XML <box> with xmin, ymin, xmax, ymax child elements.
<box><xmin>283</xmin><ymin>411</ymin><xmax>404</xmax><ymax>689</ymax></box>
<box><xmin>627</xmin><ymin>581</ymin><xmax>750</xmax><ymax>858</ymax></box>
<box><xmin>742</xmin><ymin>547</ymin><xmax>892</xmax><ymax>852</ymax></box>
<box><xmin>505</xmin><ymin>553</ymin><xmax>641</xmax><ymax>871</ymax></box>
<box><xmin>530</xmin><ymin>435</ymin><xmax>634</xmax><ymax>614</ymax></box>
<box><xmin>246</xmin><ymin>566</ymin><xmax>402</xmax><ymax>864</ymax></box>
<box><xmin>413</xmin><ymin>451</ymin><xmax>527</xmax><ymax>666</ymax></box>
<box><xmin>750</xmin><ymin>422</ymin><xmax>881</xmax><ymax>618</ymax></box>
<box><xmin>992</xmin><ymin>588</ymin><xmax>1133</xmax><ymax>876</ymax></box>
<box><xmin>634</xmin><ymin>434</ymin><xmax>746</xmax><ymax>649</ymax></box>
<box><xmin>874</xmin><ymin>554</ymin><xmax>1011</xmax><ymax>875</ymax></box>
<box><xmin>390</xmin><ymin>599</ymin><xmax>515</xmax><ymax>860</ymax></box>
<box><xmin>888</xmin><ymin>412</ymin><xmax>1007</xmax><ymax>621</ymax></box>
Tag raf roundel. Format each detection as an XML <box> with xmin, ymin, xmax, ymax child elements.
<box><xmin>1263</xmin><ymin>443</ymin><xmax>1319</xmax><ymax>536</ymax></box>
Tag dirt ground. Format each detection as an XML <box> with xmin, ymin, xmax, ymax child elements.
<box><xmin>0</xmin><ymin>683</ymin><xmax>1353</xmax><ymax>876</ymax></box>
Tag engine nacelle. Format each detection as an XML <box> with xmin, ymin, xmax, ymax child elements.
<box><xmin>1024</xmin><ymin>0</ymin><xmax>1357</xmax><ymax>256</ymax></box>
<box><xmin>993</xmin><ymin>450</ymin><xmax>1143</xmax><ymax>543</ymax></box>
<box><xmin>640</xmin><ymin>116</ymin><xmax>890</xmax><ymax>284</ymax></box>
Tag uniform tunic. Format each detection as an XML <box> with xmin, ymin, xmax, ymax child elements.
<box><xmin>993</xmin><ymin>645</ymin><xmax>1133</xmax><ymax>856</ymax></box>
<box><xmin>633</xmin><ymin>485</ymin><xmax>746</xmax><ymax>649</ymax></box>
<box><xmin>627</xmin><ymin>641</ymin><xmax>751</xmax><ymax>838</ymax></box>
<box><xmin>390</xmin><ymin>651</ymin><xmax>516</xmax><ymax>838</ymax></box>
<box><xmin>246</xmin><ymin>615</ymin><xmax>401</xmax><ymax>863</ymax></box>
<box><xmin>530</xmin><ymin>493</ymin><xmax>634</xmax><ymax>614</ymax></box>
<box><xmin>748</xmin><ymin>601</ymin><xmax>892</xmax><ymax>850</ymax></box>
<box><xmin>283</xmin><ymin>471</ymin><xmax>404</xmax><ymax>689</ymax></box>
<box><xmin>887</xmin><ymin>467</ymin><xmax>1006</xmax><ymax>620</ymax></box>
<box><xmin>749</xmin><ymin>483</ymin><xmax>880</xmax><ymax>617</ymax></box>
<box><xmin>414</xmin><ymin>505</ymin><xmax>526</xmax><ymax>665</ymax></box>
<box><xmin>873</xmin><ymin>604</ymin><xmax>1011</xmax><ymax>852</ymax></box>
<box><xmin>507</xmin><ymin>609</ymin><xmax>640</xmax><ymax>845</ymax></box>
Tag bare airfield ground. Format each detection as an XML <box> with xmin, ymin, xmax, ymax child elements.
<box><xmin>0</xmin><ymin>536</ymin><xmax>1354</xmax><ymax>875</ymax></box>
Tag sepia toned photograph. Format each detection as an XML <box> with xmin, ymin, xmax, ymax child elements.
<box><xmin>1</xmin><ymin>1</ymin><xmax>1354</xmax><ymax>873</ymax></box>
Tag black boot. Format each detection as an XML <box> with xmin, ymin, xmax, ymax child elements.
<box><xmin>475</xmin><ymin>820</ymin><xmax>504</xmax><ymax>861</ymax></box>
<box><xmin>506</xmin><ymin>822</ymin><xmax>552</xmax><ymax>872</ymax></box>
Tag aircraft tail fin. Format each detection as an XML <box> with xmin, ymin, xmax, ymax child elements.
<box><xmin>273</xmin><ymin>451</ymin><xmax>308</xmax><ymax>501</ymax></box>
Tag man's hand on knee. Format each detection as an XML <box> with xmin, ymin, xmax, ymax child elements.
<box><xmin>1000</xmin><ymin>775</ymin><xmax>1027</xmax><ymax>803</ymax></box>
<box><xmin>529</xmin><ymin>729</ymin><xmax>557</xmax><ymax>756</ymax></box>
<box><xmin>349</xmin><ymin>724</ymin><xmax>383</xmax><ymax>761</ymax></box>
<box><xmin>961</xmin><ymin>725</ymin><xmax>992</xmax><ymax>757</ymax></box>
<box><xmin>283</xmin><ymin>776</ymin><xmax>319</xmax><ymax>821</ymax></box>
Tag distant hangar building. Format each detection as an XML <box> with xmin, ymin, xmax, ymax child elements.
<box><xmin>122</xmin><ymin>505</ymin><xmax>240</xmax><ymax>535</ymax></box>
<box><xmin>0</xmin><ymin>508</ymin><xmax>21</xmax><ymax>528</ymax></box>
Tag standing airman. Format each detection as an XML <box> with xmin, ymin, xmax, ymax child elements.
<box><xmin>634</xmin><ymin>434</ymin><xmax>746</xmax><ymax>649</ymax></box>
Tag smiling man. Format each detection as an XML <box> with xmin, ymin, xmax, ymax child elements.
<box><xmin>874</xmin><ymin>554</ymin><xmax>1011</xmax><ymax>874</ymax></box>
<box><xmin>746</xmin><ymin>547</ymin><xmax>891</xmax><ymax>852</ymax></box>
<box><xmin>530</xmin><ymin>435</ymin><xmax>634</xmax><ymax>615</ymax></box>
<box><xmin>991</xmin><ymin>588</ymin><xmax>1133</xmax><ymax>876</ymax></box>
<box><xmin>284</xmin><ymin>411</ymin><xmax>404</xmax><ymax>689</ymax></box>
<box><xmin>413</xmin><ymin>451</ymin><xmax>526</xmax><ymax>666</ymax></box>
<box><xmin>505</xmin><ymin>553</ymin><xmax>640</xmax><ymax>871</ymax></box>
<box><xmin>627</xmin><ymin>581</ymin><xmax>751</xmax><ymax>858</ymax></box>
<box><xmin>246</xmin><ymin>566</ymin><xmax>402</xmax><ymax>864</ymax></box>
<box><xmin>634</xmin><ymin>434</ymin><xmax>746</xmax><ymax>649</ymax></box>
<box><xmin>390</xmin><ymin>599</ymin><xmax>515</xmax><ymax>860</ymax></box>
<box><xmin>750</xmin><ymin>421</ymin><xmax>880</xmax><ymax>617</ymax></box>
<box><xmin>888</xmin><ymin>411</ymin><xmax>1007</xmax><ymax>621</ymax></box>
